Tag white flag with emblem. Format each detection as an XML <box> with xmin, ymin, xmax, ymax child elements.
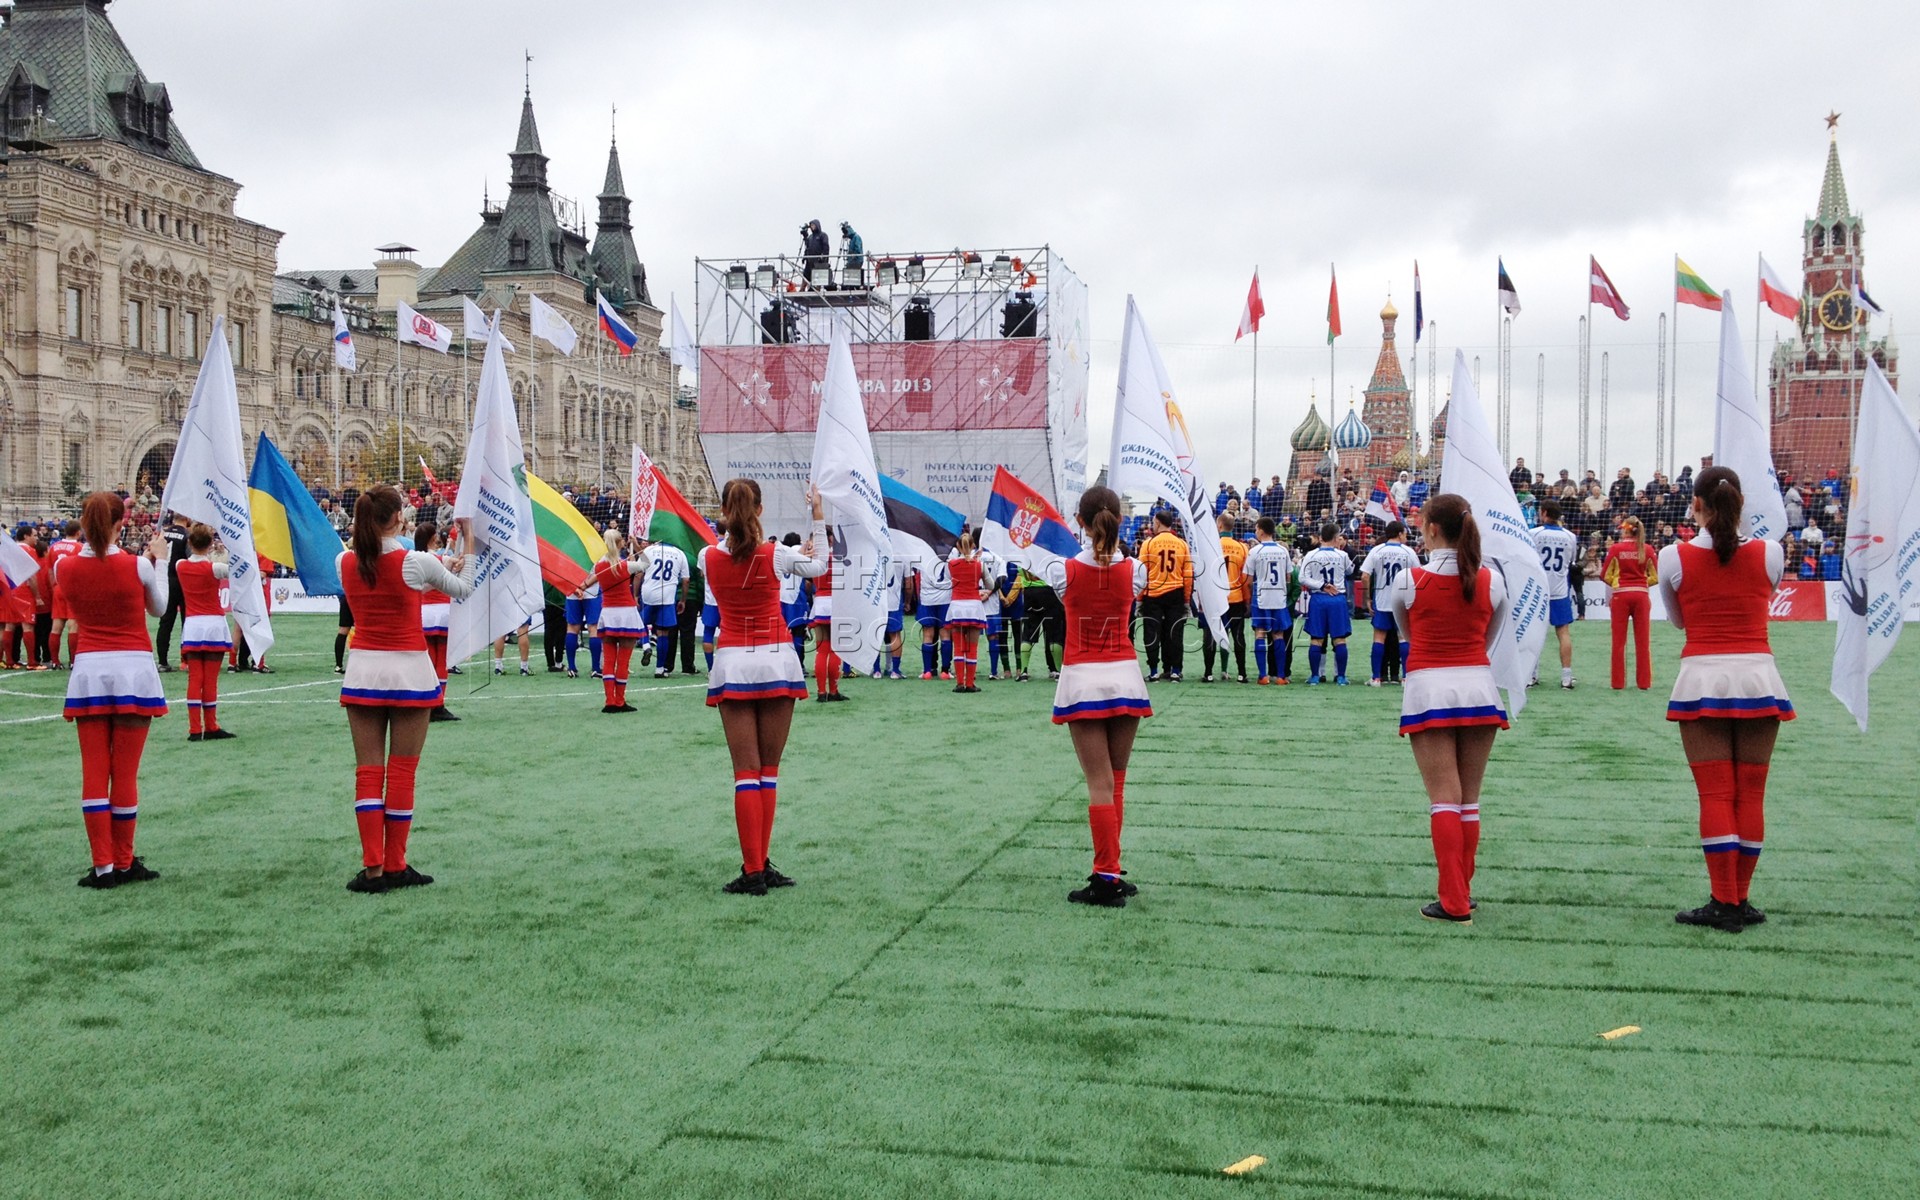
<box><xmin>811</xmin><ymin>318</ymin><xmax>893</xmax><ymax>666</ymax></box>
<box><xmin>462</xmin><ymin>296</ymin><xmax>514</xmax><ymax>352</ymax></box>
<box><xmin>1830</xmin><ymin>359</ymin><xmax>1920</xmax><ymax>731</ymax></box>
<box><xmin>396</xmin><ymin>300</ymin><xmax>452</xmax><ymax>354</ymax></box>
<box><xmin>529</xmin><ymin>294</ymin><xmax>578</xmax><ymax>357</ymax></box>
<box><xmin>1712</xmin><ymin>295</ymin><xmax>1789</xmax><ymax>541</ymax></box>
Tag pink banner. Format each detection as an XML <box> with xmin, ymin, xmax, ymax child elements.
<box><xmin>698</xmin><ymin>340</ymin><xmax>1048</xmax><ymax>435</ymax></box>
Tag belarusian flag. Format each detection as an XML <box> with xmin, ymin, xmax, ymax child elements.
<box><xmin>640</xmin><ymin>465</ymin><xmax>718</xmax><ymax>561</ymax></box>
<box><xmin>1675</xmin><ymin>257</ymin><xmax>1721</xmax><ymax>311</ymax></box>
<box><xmin>1326</xmin><ymin>266</ymin><xmax>1342</xmax><ymax>343</ymax></box>
<box><xmin>524</xmin><ymin>468</ymin><xmax>604</xmax><ymax>593</ymax></box>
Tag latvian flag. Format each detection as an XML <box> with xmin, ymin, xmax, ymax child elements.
<box><xmin>596</xmin><ymin>290</ymin><xmax>639</xmax><ymax>355</ymax></box>
<box><xmin>1365</xmin><ymin>480</ymin><xmax>1400</xmax><ymax>525</ymax></box>
<box><xmin>1589</xmin><ymin>256</ymin><xmax>1630</xmax><ymax>320</ymax></box>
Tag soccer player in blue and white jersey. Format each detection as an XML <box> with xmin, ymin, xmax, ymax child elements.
<box><xmin>874</xmin><ymin>555</ymin><xmax>907</xmax><ymax>679</ymax></box>
<box><xmin>1531</xmin><ymin>499</ymin><xmax>1579</xmax><ymax>689</ymax></box>
<box><xmin>1359</xmin><ymin>520</ymin><xmax>1421</xmax><ymax>686</ymax></box>
<box><xmin>1244</xmin><ymin>518</ymin><xmax>1293</xmax><ymax>685</ymax></box>
<box><xmin>1297</xmin><ymin>522</ymin><xmax>1354</xmax><ymax>685</ymax></box>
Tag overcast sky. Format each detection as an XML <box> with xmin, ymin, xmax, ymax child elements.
<box><xmin>110</xmin><ymin>0</ymin><xmax>1920</xmax><ymax>484</ymax></box>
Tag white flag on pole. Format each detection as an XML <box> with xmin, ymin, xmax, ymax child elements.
<box><xmin>1106</xmin><ymin>296</ymin><xmax>1228</xmax><ymax>640</ymax></box>
<box><xmin>1830</xmin><ymin>360</ymin><xmax>1920</xmax><ymax>731</ymax></box>
<box><xmin>629</xmin><ymin>443</ymin><xmax>659</xmax><ymax>543</ymax></box>
<box><xmin>396</xmin><ymin>300</ymin><xmax>452</xmax><ymax>354</ymax></box>
<box><xmin>0</xmin><ymin>532</ymin><xmax>39</xmax><ymax>590</ymax></box>
<box><xmin>668</xmin><ymin>294</ymin><xmax>697</xmax><ymax>373</ymax></box>
<box><xmin>1711</xmin><ymin>294</ymin><xmax>1789</xmax><ymax>542</ymax></box>
<box><xmin>331</xmin><ymin>300</ymin><xmax>357</xmax><ymax>372</ymax></box>
<box><xmin>811</xmin><ymin>318</ymin><xmax>893</xmax><ymax>666</ymax></box>
<box><xmin>160</xmin><ymin>315</ymin><xmax>273</xmax><ymax>658</ymax></box>
<box><xmin>447</xmin><ymin>312</ymin><xmax>544</xmax><ymax>665</ymax></box>
<box><xmin>462</xmin><ymin>296</ymin><xmax>515</xmax><ymax>352</ymax></box>
<box><xmin>1440</xmin><ymin>349</ymin><xmax>1549</xmax><ymax>718</ymax></box>
<box><xmin>529</xmin><ymin>294</ymin><xmax>578</xmax><ymax>357</ymax></box>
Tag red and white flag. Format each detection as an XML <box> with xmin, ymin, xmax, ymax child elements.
<box><xmin>1589</xmin><ymin>256</ymin><xmax>1630</xmax><ymax>321</ymax></box>
<box><xmin>628</xmin><ymin>443</ymin><xmax>659</xmax><ymax>543</ymax></box>
<box><xmin>396</xmin><ymin>300</ymin><xmax>452</xmax><ymax>354</ymax></box>
<box><xmin>1758</xmin><ymin>255</ymin><xmax>1801</xmax><ymax>320</ymax></box>
<box><xmin>1235</xmin><ymin>270</ymin><xmax>1265</xmax><ymax>341</ymax></box>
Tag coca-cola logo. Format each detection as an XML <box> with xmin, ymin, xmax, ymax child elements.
<box><xmin>1768</xmin><ymin>582</ymin><xmax>1825</xmax><ymax>620</ymax></box>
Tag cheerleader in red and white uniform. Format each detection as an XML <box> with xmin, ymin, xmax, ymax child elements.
<box><xmin>703</xmin><ymin>478</ymin><xmax>825</xmax><ymax>895</ymax></box>
<box><xmin>414</xmin><ymin>520</ymin><xmax>459</xmax><ymax>723</ymax></box>
<box><xmin>590</xmin><ymin>529</ymin><xmax>646</xmax><ymax>714</ymax></box>
<box><xmin>337</xmin><ymin>485</ymin><xmax>476</xmax><ymax>894</ymax></box>
<box><xmin>45</xmin><ymin>520</ymin><xmax>82</xmax><ymax>668</ymax></box>
<box><xmin>946</xmin><ymin>533</ymin><xmax>990</xmax><ymax>694</ymax></box>
<box><xmin>174</xmin><ymin>523</ymin><xmax>237</xmax><ymax>742</ymax></box>
<box><xmin>1656</xmin><ymin>465</ymin><xmax>1792</xmax><ymax>933</ymax></box>
<box><xmin>1389</xmin><ymin>494</ymin><xmax>1510</xmax><ymax>926</ymax></box>
<box><xmin>807</xmin><ymin>541</ymin><xmax>845</xmax><ymax>701</ymax></box>
<box><xmin>1051</xmin><ymin>486</ymin><xmax>1151</xmax><ymax>908</ymax></box>
<box><xmin>58</xmin><ymin>492</ymin><xmax>169</xmax><ymax>889</ymax></box>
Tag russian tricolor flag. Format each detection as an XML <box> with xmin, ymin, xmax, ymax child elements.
<box><xmin>596</xmin><ymin>290</ymin><xmax>639</xmax><ymax>355</ymax></box>
<box><xmin>981</xmin><ymin>466</ymin><xmax>1081</xmax><ymax>574</ymax></box>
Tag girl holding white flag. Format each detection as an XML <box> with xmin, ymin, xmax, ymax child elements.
<box><xmin>60</xmin><ymin>492</ymin><xmax>170</xmax><ymax>888</ymax></box>
<box><xmin>1656</xmin><ymin>465</ymin><xmax>1793</xmax><ymax>934</ymax></box>
<box><xmin>703</xmin><ymin>478</ymin><xmax>827</xmax><ymax>896</ymax></box>
<box><xmin>337</xmin><ymin>486</ymin><xmax>476</xmax><ymax>895</ymax></box>
<box><xmin>1050</xmin><ymin>486</ymin><xmax>1151</xmax><ymax>908</ymax></box>
<box><xmin>1389</xmin><ymin>494</ymin><xmax>1510</xmax><ymax>926</ymax></box>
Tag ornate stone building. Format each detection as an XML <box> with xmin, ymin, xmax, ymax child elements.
<box><xmin>1359</xmin><ymin>297</ymin><xmax>1415</xmax><ymax>481</ymax></box>
<box><xmin>0</xmin><ymin>0</ymin><xmax>708</xmax><ymax>515</ymax></box>
<box><xmin>1767</xmin><ymin>123</ymin><xmax>1899</xmax><ymax>486</ymax></box>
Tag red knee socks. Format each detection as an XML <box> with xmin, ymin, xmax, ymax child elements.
<box><xmin>383</xmin><ymin>755</ymin><xmax>419</xmax><ymax>873</ymax></box>
<box><xmin>816</xmin><ymin>645</ymin><xmax>839</xmax><ymax>695</ymax></box>
<box><xmin>353</xmin><ymin>764</ymin><xmax>385</xmax><ymax>868</ymax></box>
<box><xmin>1461</xmin><ymin>802</ymin><xmax>1481</xmax><ymax>893</ymax></box>
<box><xmin>1111</xmin><ymin>769</ymin><xmax>1127</xmax><ymax>831</ymax></box>
<box><xmin>1732</xmin><ymin>761</ymin><xmax>1767</xmax><ymax>902</ymax></box>
<box><xmin>1088</xmin><ymin>801</ymin><xmax>1121</xmax><ymax>878</ymax></box>
<box><xmin>107</xmin><ymin>720</ymin><xmax>147</xmax><ymax>870</ymax></box>
<box><xmin>759</xmin><ymin>764</ymin><xmax>779</xmax><ymax>864</ymax></box>
<box><xmin>77</xmin><ymin>718</ymin><xmax>114</xmax><ymax>871</ymax></box>
<box><xmin>733</xmin><ymin>770</ymin><xmax>764</xmax><ymax>873</ymax></box>
<box><xmin>612</xmin><ymin>640</ymin><xmax>632</xmax><ymax>705</ymax></box>
<box><xmin>427</xmin><ymin>636</ymin><xmax>449</xmax><ymax>701</ymax></box>
<box><xmin>186</xmin><ymin>657</ymin><xmax>204</xmax><ymax>735</ymax></box>
<box><xmin>1429</xmin><ymin>803</ymin><xmax>1469</xmax><ymax>916</ymax></box>
<box><xmin>1691</xmin><ymin>760</ymin><xmax>1740</xmax><ymax>904</ymax></box>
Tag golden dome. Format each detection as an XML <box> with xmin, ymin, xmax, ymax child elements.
<box><xmin>1381</xmin><ymin>297</ymin><xmax>1398</xmax><ymax>320</ymax></box>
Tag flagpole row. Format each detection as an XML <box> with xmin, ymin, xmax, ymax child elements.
<box><xmin>1578</xmin><ymin>312</ymin><xmax>1590</xmax><ymax>478</ymax></box>
<box><xmin>1669</xmin><ymin>253</ymin><xmax>1679</xmax><ymax>480</ymax></box>
<box><xmin>1535</xmin><ymin>353</ymin><xmax>1544</xmax><ymax>474</ymax></box>
<box><xmin>1655</xmin><ymin>314</ymin><xmax>1667</xmax><ymax>480</ymax></box>
<box><xmin>1598</xmin><ymin>350</ymin><xmax>1609</xmax><ymax>481</ymax></box>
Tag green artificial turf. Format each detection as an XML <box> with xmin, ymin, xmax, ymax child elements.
<box><xmin>0</xmin><ymin>618</ymin><xmax>1912</xmax><ymax>1198</ymax></box>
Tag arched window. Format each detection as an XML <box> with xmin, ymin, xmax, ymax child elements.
<box><xmin>1831</xmin><ymin>224</ymin><xmax>1847</xmax><ymax>251</ymax></box>
<box><xmin>1812</xmin><ymin>226</ymin><xmax>1826</xmax><ymax>252</ymax></box>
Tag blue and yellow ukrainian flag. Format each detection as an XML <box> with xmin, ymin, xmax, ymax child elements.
<box><xmin>247</xmin><ymin>431</ymin><xmax>343</xmax><ymax>596</ymax></box>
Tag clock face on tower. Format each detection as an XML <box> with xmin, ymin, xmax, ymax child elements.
<box><xmin>1819</xmin><ymin>288</ymin><xmax>1855</xmax><ymax>332</ymax></box>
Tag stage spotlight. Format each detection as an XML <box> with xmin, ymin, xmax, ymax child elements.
<box><xmin>1002</xmin><ymin>291</ymin><xmax>1037</xmax><ymax>338</ymax></box>
<box><xmin>875</xmin><ymin>259</ymin><xmax>899</xmax><ymax>286</ymax></box>
<box><xmin>841</xmin><ymin>265</ymin><xmax>864</xmax><ymax>288</ymax></box>
<box><xmin>904</xmin><ymin>296</ymin><xmax>934</xmax><ymax>342</ymax></box>
<box><xmin>753</xmin><ymin>263</ymin><xmax>777</xmax><ymax>290</ymax></box>
<box><xmin>724</xmin><ymin>265</ymin><xmax>750</xmax><ymax>291</ymax></box>
<box><xmin>807</xmin><ymin>265</ymin><xmax>832</xmax><ymax>290</ymax></box>
<box><xmin>905</xmin><ymin>256</ymin><xmax>926</xmax><ymax>283</ymax></box>
<box><xmin>760</xmin><ymin>301</ymin><xmax>793</xmax><ymax>345</ymax></box>
<box><xmin>962</xmin><ymin>253</ymin><xmax>983</xmax><ymax>280</ymax></box>
<box><xmin>990</xmin><ymin>254</ymin><xmax>1012</xmax><ymax>280</ymax></box>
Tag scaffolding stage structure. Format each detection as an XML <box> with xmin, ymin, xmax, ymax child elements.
<box><xmin>693</xmin><ymin>246</ymin><xmax>1089</xmax><ymax>533</ymax></box>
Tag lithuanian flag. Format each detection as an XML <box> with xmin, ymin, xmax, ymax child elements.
<box><xmin>1675</xmin><ymin>257</ymin><xmax>1722</xmax><ymax>311</ymax></box>
<box><xmin>640</xmin><ymin>466</ymin><xmax>718</xmax><ymax>562</ymax></box>
<box><xmin>523</xmin><ymin>469</ymin><xmax>604</xmax><ymax>593</ymax></box>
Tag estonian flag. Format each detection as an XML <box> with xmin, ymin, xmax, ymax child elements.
<box><xmin>247</xmin><ymin>432</ymin><xmax>344</xmax><ymax>596</ymax></box>
<box><xmin>1498</xmin><ymin>258</ymin><xmax>1521</xmax><ymax>316</ymax></box>
<box><xmin>878</xmin><ymin>474</ymin><xmax>964</xmax><ymax>571</ymax></box>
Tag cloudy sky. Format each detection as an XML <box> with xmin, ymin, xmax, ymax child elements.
<box><xmin>111</xmin><ymin>0</ymin><xmax>1919</xmax><ymax>484</ymax></box>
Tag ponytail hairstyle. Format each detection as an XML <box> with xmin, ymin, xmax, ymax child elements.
<box><xmin>1693</xmin><ymin>464</ymin><xmax>1744</xmax><ymax>564</ymax></box>
<box><xmin>186</xmin><ymin>523</ymin><xmax>215</xmax><ymax>554</ymax></box>
<box><xmin>721</xmin><ymin>478</ymin><xmax>763</xmax><ymax>562</ymax></box>
<box><xmin>351</xmin><ymin>484</ymin><xmax>404</xmax><ymax>586</ymax></box>
<box><xmin>414</xmin><ymin>520</ymin><xmax>440</xmax><ymax>554</ymax></box>
<box><xmin>1422</xmin><ymin>493</ymin><xmax>1483</xmax><ymax>601</ymax></box>
<box><xmin>1077</xmin><ymin>485</ymin><xmax>1123</xmax><ymax>565</ymax></box>
<box><xmin>603</xmin><ymin>527</ymin><xmax>625</xmax><ymax>560</ymax></box>
<box><xmin>78</xmin><ymin>491</ymin><xmax>125</xmax><ymax>557</ymax></box>
<box><xmin>1620</xmin><ymin>514</ymin><xmax>1646</xmax><ymax>556</ymax></box>
<box><xmin>955</xmin><ymin>527</ymin><xmax>976</xmax><ymax>556</ymax></box>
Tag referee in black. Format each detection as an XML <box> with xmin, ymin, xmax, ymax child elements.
<box><xmin>153</xmin><ymin>511</ymin><xmax>190</xmax><ymax>672</ymax></box>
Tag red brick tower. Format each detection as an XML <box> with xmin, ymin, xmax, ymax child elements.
<box><xmin>1362</xmin><ymin>298</ymin><xmax>1412</xmax><ymax>480</ymax></box>
<box><xmin>1769</xmin><ymin>118</ymin><xmax>1899</xmax><ymax>488</ymax></box>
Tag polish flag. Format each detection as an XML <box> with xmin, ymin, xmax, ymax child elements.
<box><xmin>1589</xmin><ymin>256</ymin><xmax>1630</xmax><ymax>320</ymax></box>
<box><xmin>1758</xmin><ymin>256</ymin><xmax>1800</xmax><ymax>320</ymax></box>
<box><xmin>1235</xmin><ymin>270</ymin><xmax>1265</xmax><ymax>341</ymax></box>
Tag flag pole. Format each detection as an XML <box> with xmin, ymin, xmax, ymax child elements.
<box><xmin>1655</xmin><ymin>313</ymin><xmax>1667</xmax><ymax>479</ymax></box>
<box><xmin>597</xmin><ymin>316</ymin><xmax>606</xmax><ymax>489</ymax></box>
<box><xmin>1578</xmin><ymin>311</ymin><xmax>1589</xmax><ymax>478</ymax></box>
<box><xmin>1752</xmin><ymin>252</ymin><xmax>1764</xmax><ymax>404</ymax></box>
<box><xmin>529</xmin><ymin>297</ymin><xmax>539</xmax><ymax>477</ymax></box>
<box><xmin>397</xmin><ymin>333</ymin><xmax>406</xmax><ymax>487</ymax></box>
<box><xmin>1669</xmin><ymin>253</ymin><xmax>1679</xmax><ymax>479</ymax></box>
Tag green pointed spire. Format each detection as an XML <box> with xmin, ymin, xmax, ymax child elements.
<box><xmin>1816</xmin><ymin>130</ymin><xmax>1850</xmax><ymax>223</ymax></box>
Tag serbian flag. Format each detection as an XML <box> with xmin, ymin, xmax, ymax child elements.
<box><xmin>981</xmin><ymin>466</ymin><xmax>1080</xmax><ymax>575</ymax></box>
<box><xmin>1235</xmin><ymin>270</ymin><xmax>1264</xmax><ymax>341</ymax></box>
<box><xmin>1589</xmin><ymin>256</ymin><xmax>1630</xmax><ymax>320</ymax></box>
<box><xmin>1675</xmin><ymin>257</ymin><xmax>1721</xmax><ymax>311</ymax></box>
<box><xmin>1758</xmin><ymin>256</ymin><xmax>1800</xmax><ymax>319</ymax></box>
<box><xmin>1326</xmin><ymin>266</ymin><xmax>1342</xmax><ymax>343</ymax></box>
<box><xmin>596</xmin><ymin>290</ymin><xmax>639</xmax><ymax>355</ymax></box>
<box><xmin>1365</xmin><ymin>479</ymin><xmax>1401</xmax><ymax>525</ymax></box>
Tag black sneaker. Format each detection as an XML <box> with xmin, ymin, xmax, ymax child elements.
<box><xmin>1738</xmin><ymin>900</ymin><xmax>1766</xmax><ymax>926</ymax></box>
<box><xmin>1420</xmin><ymin>901</ymin><xmax>1472</xmax><ymax>925</ymax></box>
<box><xmin>763</xmin><ymin>860</ymin><xmax>796</xmax><ymax>889</ymax></box>
<box><xmin>816</xmin><ymin>693</ymin><xmax>832</xmax><ymax>702</ymax></box>
<box><xmin>722</xmin><ymin>870</ymin><xmax>768</xmax><ymax>896</ymax></box>
<box><xmin>156</xmin><ymin>661</ymin><xmax>175</xmax><ymax>673</ymax></box>
<box><xmin>333</xmin><ymin>665</ymin><xmax>346</xmax><ymax>675</ymax></box>
<box><xmin>827</xmin><ymin>693</ymin><xmax>849</xmax><ymax>702</ymax></box>
<box><xmin>187</xmin><ymin>732</ymin><xmax>204</xmax><ymax>743</ymax></box>
<box><xmin>1674</xmin><ymin>899</ymin><xmax>1744</xmax><ymax>933</ymax></box>
<box><xmin>116</xmin><ymin>858</ymin><xmax>160</xmax><ymax>884</ymax></box>
<box><xmin>252</xmin><ymin>665</ymin><xmax>274</xmax><ymax>674</ymax></box>
<box><xmin>77</xmin><ymin>868</ymin><xmax>121</xmax><ymax>889</ymax></box>
<box><xmin>346</xmin><ymin>868</ymin><xmax>388</xmax><ymax>894</ymax></box>
<box><xmin>429</xmin><ymin>708</ymin><xmax>460</xmax><ymax>722</ymax></box>
<box><xmin>1114</xmin><ymin>874</ymin><xmax>1139</xmax><ymax>898</ymax></box>
<box><xmin>616</xmin><ymin>703</ymin><xmax>637</xmax><ymax>713</ymax></box>
<box><xmin>203</xmin><ymin>728</ymin><xmax>236</xmax><ymax>740</ymax></box>
<box><xmin>1067</xmin><ymin>874</ymin><xmax>1127</xmax><ymax>908</ymax></box>
<box><xmin>601</xmin><ymin>704</ymin><xmax>622</xmax><ymax>714</ymax></box>
<box><xmin>384</xmin><ymin>864</ymin><xmax>434</xmax><ymax>889</ymax></box>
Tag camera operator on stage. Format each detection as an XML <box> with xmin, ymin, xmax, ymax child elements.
<box><xmin>801</xmin><ymin>219</ymin><xmax>830</xmax><ymax>282</ymax></box>
<box><xmin>840</xmin><ymin>222</ymin><xmax>864</xmax><ymax>273</ymax></box>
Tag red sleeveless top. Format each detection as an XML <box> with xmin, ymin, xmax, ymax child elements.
<box><xmin>1675</xmin><ymin>540</ymin><xmax>1773</xmax><ymax>657</ymax></box>
<box><xmin>1406</xmin><ymin>567</ymin><xmax>1494</xmax><ymax>672</ymax></box>
<box><xmin>706</xmin><ymin>544</ymin><xmax>787</xmax><ymax>649</ymax></box>
<box><xmin>1605</xmin><ymin>540</ymin><xmax>1652</xmax><ymax>591</ymax></box>
<box><xmin>949</xmin><ymin>557</ymin><xmax>983</xmax><ymax>602</ymax></box>
<box><xmin>61</xmin><ymin>551</ymin><xmax>154</xmax><ymax>654</ymax></box>
<box><xmin>1063</xmin><ymin>558</ymin><xmax>1137</xmax><ymax>665</ymax></box>
<box><xmin>177</xmin><ymin>559</ymin><xmax>227</xmax><ymax>617</ymax></box>
<box><xmin>342</xmin><ymin>549</ymin><xmax>425</xmax><ymax>652</ymax></box>
<box><xmin>593</xmin><ymin>558</ymin><xmax>637</xmax><ymax>608</ymax></box>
